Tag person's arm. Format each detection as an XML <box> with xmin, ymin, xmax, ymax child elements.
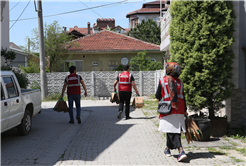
<box><xmin>132</xmin><ymin>81</ymin><xmax>140</xmax><ymax>96</ymax></box>
<box><xmin>113</xmin><ymin>80</ymin><xmax>118</xmax><ymax>91</ymax></box>
<box><xmin>155</xmin><ymin>82</ymin><xmax>162</xmax><ymax>101</ymax></box>
<box><xmin>61</xmin><ymin>82</ymin><xmax>67</xmax><ymax>98</ymax></box>
<box><xmin>80</xmin><ymin>79</ymin><xmax>87</xmax><ymax>97</ymax></box>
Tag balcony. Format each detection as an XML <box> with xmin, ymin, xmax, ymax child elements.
<box><xmin>160</xmin><ymin>9</ymin><xmax>171</xmax><ymax>51</ymax></box>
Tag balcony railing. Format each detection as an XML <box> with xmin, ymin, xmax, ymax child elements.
<box><xmin>160</xmin><ymin>9</ymin><xmax>171</xmax><ymax>51</ymax></box>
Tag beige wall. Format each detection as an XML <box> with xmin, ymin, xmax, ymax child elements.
<box><xmin>62</xmin><ymin>51</ymin><xmax>163</xmax><ymax>71</ymax></box>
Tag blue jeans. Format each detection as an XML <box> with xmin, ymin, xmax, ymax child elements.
<box><xmin>68</xmin><ymin>94</ymin><xmax>81</xmax><ymax>122</ymax></box>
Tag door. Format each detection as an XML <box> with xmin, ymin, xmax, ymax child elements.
<box><xmin>1</xmin><ymin>82</ymin><xmax>9</xmax><ymax>132</ymax></box>
<box><xmin>2</xmin><ymin>76</ymin><xmax>23</xmax><ymax>128</ymax></box>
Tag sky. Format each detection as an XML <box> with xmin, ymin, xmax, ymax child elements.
<box><xmin>9</xmin><ymin>0</ymin><xmax>155</xmax><ymax>48</ymax></box>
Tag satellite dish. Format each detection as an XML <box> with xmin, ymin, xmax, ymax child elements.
<box><xmin>121</xmin><ymin>57</ymin><xmax>128</xmax><ymax>65</ymax></box>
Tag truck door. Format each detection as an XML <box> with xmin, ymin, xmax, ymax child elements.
<box><xmin>2</xmin><ymin>76</ymin><xmax>23</xmax><ymax>129</ymax></box>
<box><xmin>1</xmin><ymin>82</ymin><xmax>9</xmax><ymax>132</ymax></box>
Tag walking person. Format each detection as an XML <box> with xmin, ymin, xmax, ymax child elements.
<box><xmin>113</xmin><ymin>65</ymin><xmax>139</xmax><ymax>120</ymax></box>
<box><xmin>155</xmin><ymin>62</ymin><xmax>188</xmax><ymax>162</ymax></box>
<box><xmin>61</xmin><ymin>66</ymin><xmax>87</xmax><ymax>124</ymax></box>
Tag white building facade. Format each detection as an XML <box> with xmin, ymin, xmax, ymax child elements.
<box><xmin>1</xmin><ymin>1</ymin><xmax>9</xmax><ymax>65</ymax></box>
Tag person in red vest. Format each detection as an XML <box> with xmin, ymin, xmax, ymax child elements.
<box><xmin>155</xmin><ymin>62</ymin><xmax>188</xmax><ymax>162</ymax></box>
<box><xmin>61</xmin><ymin>66</ymin><xmax>87</xmax><ymax>124</ymax></box>
<box><xmin>113</xmin><ymin>64</ymin><xmax>139</xmax><ymax>120</ymax></box>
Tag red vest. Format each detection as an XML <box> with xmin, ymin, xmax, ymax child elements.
<box><xmin>159</xmin><ymin>76</ymin><xmax>185</xmax><ymax>118</ymax></box>
<box><xmin>118</xmin><ymin>72</ymin><xmax>132</xmax><ymax>92</ymax></box>
<box><xmin>66</xmin><ymin>74</ymin><xmax>81</xmax><ymax>95</ymax></box>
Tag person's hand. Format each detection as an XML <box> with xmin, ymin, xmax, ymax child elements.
<box><xmin>61</xmin><ymin>94</ymin><xmax>64</xmax><ymax>98</ymax></box>
<box><xmin>136</xmin><ymin>92</ymin><xmax>140</xmax><ymax>96</ymax></box>
<box><xmin>84</xmin><ymin>92</ymin><xmax>87</xmax><ymax>97</ymax></box>
<box><xmin>184</xmin><ymin>112</ymin><xmax>188</xmax><ymax>116</ymax></box>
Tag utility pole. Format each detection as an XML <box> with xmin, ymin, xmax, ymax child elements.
<box><xmin>36</xmin><ymin>0</ymin><xmax>48</xmax><ymax>100</ymax></box>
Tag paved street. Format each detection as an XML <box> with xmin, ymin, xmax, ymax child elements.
<box><xmin>1</xmin><ymin>99</ymin><xmax>246</xmax><ymax>166</ymax></box>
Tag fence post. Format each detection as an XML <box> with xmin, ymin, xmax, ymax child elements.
<box><xmin>155</xmin><ymin>71</ymin><xmax>157</xmax><ymax>93</ymax></box>
<box><xmin>91</xmin><ymin>71</ymin><xmax>94</xmax><ymax>96</ymax></box>
<box><xmin>116</xmin><ymin>71</ymin><xmax>119</xmax><ymax>92</ymax></box>
<box><xmin>139</xmin><ymin>71</ymin><xmax>143</xmax><ymax>96</ymax></box>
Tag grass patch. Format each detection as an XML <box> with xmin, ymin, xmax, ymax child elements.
<box><xmin>227</xmin><ymin>125</ymin><xmax>246</xmax><ymax>143</ymax></box>
<box><xmin>230</xmin><ymin>142</ymin><xmax>238</xmax><ymax>146</ymax></box>
<box><xmin>208</xmin><ymin>148</ymin><xmax>226</xmax><ymax>155</ymax></box>
<box><xmin>42</xmin><ymin>93</ymin><xmax>97</xmax><ymax>102</ymax></box>
<box><xmin>142</xmin><ymin>100</ymin><xmax>158</xmax><ymax>110</ymax></box>
<box><xmin>229</xmin><ymin>156</ymin><xmax>244</xmax><ymax>163</ymax></box>
<box><xmin>219</xmin><ymin>146</ymin><xmax>234</xmax><ymax>150</ymax></box>
<box><xmin>235</xmin><ymin>148</ymin><xmax>246</xmax><ymax>156</ymax></box>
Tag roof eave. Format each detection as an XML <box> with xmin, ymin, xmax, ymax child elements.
<box><xmin>68</xmin><ymin>49</ymin><xmax>162</xmax><ymax>53</ymax></box>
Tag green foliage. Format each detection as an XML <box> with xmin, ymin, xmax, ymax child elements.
<box><xmin>43</xmin><ymin>92</ymin><xmax>65</xmax><ymax>101</ymax></box>
<box><xmin>130</xmin><ymin>51</ymin><xmax>163</xmax><ymax>71</ymax></box>
<box><xmin>113</xmin><ymin>64</ymin><xmax>124</xmax><ymax>71</ymax></box>
<box><xmin>1</xmin><ymin>48</ymin><xmax>16</xmax><ymax>65</ymax></box>
<box><xmin>27</xmin><ymin>21</ymin><xmax>74</xmax><ymax>72</ymax></box>
<box><xmin>127</xmin><ymin>19</ymin><xmax>161</xmax><ymax>45</ymax></box>
<box><xmin>1</xmin><ymin>65</ymin><xmax>29</xmax><ymax>88</ymax></box>
<box><xmin>20</xmin><ymin>60</ymin><xmax>40</xmax><ymax>73</ymax></box>
<box><xmin>169</xmin><ymin>1</ymin><xmax>236</xmax><ymax>118</ymax></box>
<box><xmin>30</xmin><ymin>81</ymin><xmax>41</xmax><ymax>89</ymax></box>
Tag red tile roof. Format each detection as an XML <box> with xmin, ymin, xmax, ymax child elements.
<box><xmin>69</xmin><ymin>27</ymin><xmax>93</xmax><ymax>34</ymax></box>
<box><xmin>67</xmin><ymin>30</ymin><xmax>160</xmax><ymax>52</ymax></box>
<box><xmin>126</xmin><ymin>7</ymin><xmax>168</xmax><ymax>17</ymax></box>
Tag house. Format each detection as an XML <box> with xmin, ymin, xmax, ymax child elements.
<box><xmin>68</xmin><ymin>18</ymin><xmax>129</xmax><ymax>39</ymax></box>
<box><xmin>126</xmin><ymin>0</ymin><xmax>169</xmax><ymax>29</ymax></box>
<box><xmin>61</xmin><ymin>30</ymin><xmax>164</xmax><ymax>71</ymax></box>
<box><xmin>160</xmin><ymin>1</ymin><xmax>246</xmax><ymax>130</ymax></box>
<box><xmin>1</xmin><ymin>1</ymin><xmax>9</xmax><ymax>65</ymax></box>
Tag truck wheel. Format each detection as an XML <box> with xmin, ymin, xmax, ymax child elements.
<box><xmin>17</xmin><ymin>110</ymin><xmax>32</xmax><ymax>136</ymax></box>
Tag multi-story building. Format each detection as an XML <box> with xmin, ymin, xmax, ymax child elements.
<box><xmin>1</xmin><ymin>1</ymin><xmax>9</xmax><ymax>65</ymax></box>
<box><xmin>160</xmin><ymin>1</ymin><xmax>246</xmax><ymax>130</ymax></box>
<box><xmin>126</xmin><ymin>0</ymin><xmax>169</xmax><ymax>29</ymax></box>
<box><xmin>68</xmin><ymin>18</ymin><xmax>129</xmax><ymax>39</ymax></box>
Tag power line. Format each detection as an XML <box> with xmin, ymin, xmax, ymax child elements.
<box><xmin>9</xmin><ymin>0</ymin><xmax>31</xmax><ymax>30</ymax></box>
<box><xmin>10</xmin><ymin>0</ymin><xmax>22</xmax><ymax>11</ymax></box>
<box><xmin>90</xmin><ymin>0</ymin><xmax>146</xmax><ymax>8</ymax></box>
<box><xmin>10</xmin><ymin>0</ymin><xmax>127</xmax><ymax>22</ymax></box>
<box><xmin>78</xmin><ymin>0</ymin><xmax>103</xmax><ymax>18</ymax></box>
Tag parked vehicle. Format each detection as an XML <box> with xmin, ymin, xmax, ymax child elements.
<box><xmin>1</xmin><ymin>71</ymin><xmax>41</xmax><ymax>135</ymax></box>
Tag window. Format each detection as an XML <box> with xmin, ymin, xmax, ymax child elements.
<box><xmin>108</xmin><ymin>60</ymin><xmax>118</xmax><ymax>66</ymax></box>
<box><xmin>2</xmin><ymin>77</ymin><xmax>18</xmax><ymax>98</ymax></box>
<box><xmin>150</xmin><ymin>58</ymin><xmax>156</xmax><ymax>62</ymax></box>
<box><xmin>63</xmin><ymin>60</ymin><xmax>83</xmax><ymax>72</ymax></box>
<box><xmin>1</xmin><ymin>84</ymin><xmax>5</xmax><ymax>100</ymax></box>
<box><xmin>92</xmin><ymin>61</ymin><xmax>98</xmax><ymax>66</ymax></box>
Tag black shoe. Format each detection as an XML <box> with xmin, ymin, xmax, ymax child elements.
<box><xmin>76</xmin><ymin>116</ymin><xmax>81</xmax><ymax>124</ymax></box>
<box><xmin>69</xmin><ymin>121</ymin><xmax>74</xmax><ymax>124</ymax></box>
<box><xmin>117</xmin><ymin>111</ymin><xmax>123</xmax><ymax>119</ymax></box>
<box><xmin>125</xmin><ymin>116</ymin><xmax>132</xmax><ymax>120</ymax></box>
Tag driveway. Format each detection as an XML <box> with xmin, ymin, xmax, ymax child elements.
<box><xmin>1</xmin><ymin>99</ymin><xmax>245</xmax><ymax>166</ymax></box>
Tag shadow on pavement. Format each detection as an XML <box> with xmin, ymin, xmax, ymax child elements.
<box><xmin>172</xmin><ymin>152</ymin><xmax>218</xmax><ymax>163</ymax></box>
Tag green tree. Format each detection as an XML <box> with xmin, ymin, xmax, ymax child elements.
<box><xmin>130</xmin><ymin>51</ymin><xmax>163</xmax><ymax>71</ymax></box>
<box><xmin>127</xmin><ymin>19</ymin><xmax>161</xmax><ymax>45</ymax></box>
<box><xmin>169</xmin><ymin>1</ymin><xmax>236</xmax><ymax>119</ymax></box>
<box><xmin>1</xmin><ymin>48</ymin><xmax>16</xmax><ymax>65</ymax></box>
<box><xmin>27</xmin><ymin>21</ymin><xmax>74</xmax><ymax>72</ymax></box>
<box><xmin>20</xmin><ymin>60</ymin><xmax>40</xmax><ymax>73</ymax></box>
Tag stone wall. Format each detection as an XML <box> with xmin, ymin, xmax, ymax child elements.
<box><xmin>226</xmin><ymin>89</ymin><xmax>246</xmax><ymax>131</ymax></box>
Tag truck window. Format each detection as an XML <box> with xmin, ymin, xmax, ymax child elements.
<box><xmin>1</xmin><ymin>84</ymin><xmax>5</xmax><ymax>100</ymax></box>
<box><xmin>2</xmin><ymin>77</ymin><xmax>18</xmax><ymax>98</ymax></box>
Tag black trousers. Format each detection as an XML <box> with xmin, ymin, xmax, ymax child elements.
<box><xmin>119</xmin><ymin>91</ymin><xmax>132</xmax><ymax>117</ymax></box>
<box><xmin>166</xmin><ymin>133</ymin><xmax>182</xmax><ymax>149</ymax></box>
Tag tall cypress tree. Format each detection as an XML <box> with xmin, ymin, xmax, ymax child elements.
<box><xmin>127</xmin><ymin>19</ymin><xmax>161</xmax><ymax>45</ymax></box>
<box><xmin>169</xmin><ymin>1</ymin><xmax>236</xmax><ymax>119</ymax></box>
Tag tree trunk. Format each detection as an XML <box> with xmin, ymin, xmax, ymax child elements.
<box><xmin>208</xmin><ymin>99</ymin><xmax>215</xmax><ymax>119</ymax></box>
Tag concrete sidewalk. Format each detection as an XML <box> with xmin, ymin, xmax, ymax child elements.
<box><xmin>1</xmin><ymin>99</ymin><xmax>245</xmax><ymax>166</ymax></box>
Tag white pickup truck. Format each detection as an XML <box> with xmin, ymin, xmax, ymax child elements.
<box><xmin>1</xmin><ymin>71</ymin><xmax>42</xmax><ymax>135</ymax></box>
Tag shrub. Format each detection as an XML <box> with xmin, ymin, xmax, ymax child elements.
<box><xmin>1</xmin><ymin>65</ymin><xmax>29</xmax><ymax>88</ymax></box>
